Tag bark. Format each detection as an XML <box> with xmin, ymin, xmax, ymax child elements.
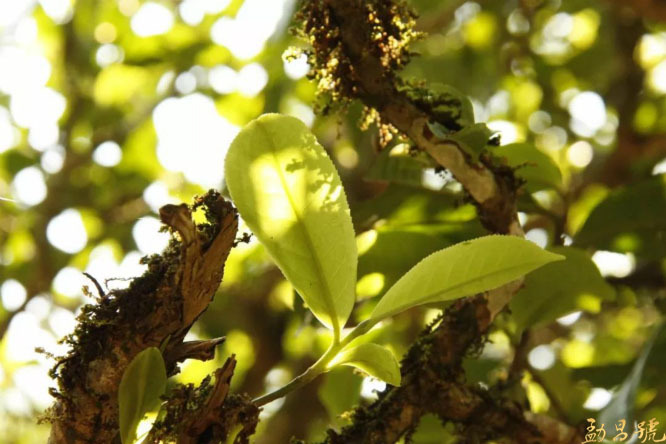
<box><xmin>294</xmin><ymin>1</ymin><xmax>582</xmax><ymax>442</ymax></box>
<box><xmin>44</xmin><ymin>191</ymin><xmax>258</xmax><ymax>444</ymax></box>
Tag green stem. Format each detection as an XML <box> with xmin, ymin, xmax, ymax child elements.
<box><xmin>252</xmin><ymin>319</ymin><xmax>377</xmax><ymax>406</ymax></box>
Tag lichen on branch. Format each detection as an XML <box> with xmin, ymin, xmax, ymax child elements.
<box><xmin>43</xmin><ymin>191</ymin><xmax>250</xmax><ymax>444</ymax></box>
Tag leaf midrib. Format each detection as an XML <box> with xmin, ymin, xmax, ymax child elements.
<box><xmin>372</xmin><ymin>259</ymin><xmax>549</xmax><ymax>321</ymax></box>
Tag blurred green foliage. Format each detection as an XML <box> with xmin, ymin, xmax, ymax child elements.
<box><xmin>1</xmin><ymin>0</ymin><xmax>666</xmax><ymax>442</ymax></box>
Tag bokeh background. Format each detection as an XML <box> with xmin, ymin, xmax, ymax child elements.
<box><xmin>1</xmin><ymin>0</ymin><xmax>666</xmax><ymax>442</ymax></box>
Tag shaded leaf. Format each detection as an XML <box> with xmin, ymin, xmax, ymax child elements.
<box><xmin>358</xmin><ymin>223</ymin><xmax>482</xmax><ymax>300</ymax></box>
<box><xmin>427</xmin><ymin>83</ymin><xmax>476</xmax><ymax>129</ymax></box>
<box><xmin>328</xmin><ymin>343</ymin><xmax>401</xmax><ymax>386</ymax></box>
<box><xmin>365</xmin><ymin>144</ymin><xmax>435</xmax><ymax>188</ymax></box>
<box><xmin>411</xmin><ymin>414</ymin><xmax>457</xmax><ymax>444</ymax></box>
<box><xmin>370</xmin><ymin>235</ymin><xmax>564</xmax><ymax>322</ymax></box>
<box><xmin>352</xmin><ymin>184</ymin><xmax>473</xmax><ymax>230</ymax></box>
<box><xmin>597</xmin><ymin>326</ymin><xmax>662</xmax><ymax>443</ymax></box>
<box><xmin>427</xmin><ymin>122</ymin><xmax>494</xmax><ymax>161</ymax></box>
<box><xmin>118</xmin><ymin>347</ymin><xmax>167</xmax><ymax>444</ymax></box>
<box><xmin>510</xmin><ymin>247</ymin><xmax>614</xmax><ymax>331</ymax></box>
<box><xmin>225</xmin><ymin>114</ymin><xmax>357</xmax><ymax>334</ymax></box>
<box><xmin>318</xmin><ymin>368</ymin><xmax>363</xmax><ymax>427</ymax></box>
<box><xmin>575</xmin><ymin>174</ymin><xmax>666</xmax><ymax>259</ymax></box>
<box><xmin>493</xmin><ymin>143</ymin><xmax>562</xmax><ymax>192</ymax></box>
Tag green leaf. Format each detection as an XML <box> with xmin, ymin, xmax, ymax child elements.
<box><xmin>427</xmin><ymin>122</ymin><xmax>494</xmax><ymax>161</ymax></box>
<box><xmin>118</xmin><ymin>347</ymin><xmax>167</xmax><ymax>444</ymax></box>
<box><xmin>493</xmin><ymin>143</ymin><xmax>562</xmax><ymax>192</ymax></box>
<box><xmin>225</xmin><ymin>114</ymin><xmax>357</xmax><ymax>333</ymax></box>
<box><xmin>370</xmin><ymin>235</ymin><xmax>565</xmax><ymax>322</ymax></box>
<box><xmin>510</xmin><ymin>247</ymin><xmax>614</xmax><ymax>331</ymax></box>
<box><xmin>358</xmin><ymin>223</ymin><xmax>482</xmax><ymax>300</ymax></box>
<box><xmin>449</xmin><ymin>123</ymin><xmax>494</xmax><ymax>159</ymax></box>
<box><xmin>411</xmin><ymin>414</ymin><xmax>457</xmax><ymax>444</ymax></box>
<box><xmin>575</xmin><ymin>174</ymin><xmax>666</xmax><ymax>259</ymax></box>
<box><xmin>318</xmin><ymin>368</ymin><xmax>363</xmax><ymax>427</ymax></box>
<box><xmin>365</xmin><ymin>144</ymin><xmax>435</xmax><ymax>188</ymax></box>
<box><xmin>328</xmin><ymin>343</ymin><xmax>401</xmax><ymax>386</ymax></box>
<box><xmin>429</xmin><ymin>83</ymin><xmax>476</xmax><ymax>129</ymax></box>
<box><xmin>597</xmin><ymin>326</ymin><xmax>662</xmax><ymax>442</ymax></box>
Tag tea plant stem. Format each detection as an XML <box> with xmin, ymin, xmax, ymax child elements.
<box><xmin>252</xmin><ymin>320</ymin><xmax>375</xmax><ymax>406</ymax></box>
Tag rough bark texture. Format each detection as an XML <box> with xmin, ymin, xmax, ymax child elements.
<box><xmin>294</xmin><ymin>1</ymin><xmax>582</xmax><ymax>442</ymax></box>
<box><xmin>44</xmin><ymin>191</ymin><xmax>257</xmax><ymax>444</ymax></box>
<box><xmin>42</xmin><ymin>1</ymin><xmax>598</xmax><ymax>442</ymax></box>
<box><xmin>311</xmin><ymin>298</ymin><xmax>582</xmax><ymax>444</ymax></box>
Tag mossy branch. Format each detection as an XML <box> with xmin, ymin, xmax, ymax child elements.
<box><xmin>44</xmin><ymin>191</ymin><xmax>257</xmax><ymax>444</ymax></box>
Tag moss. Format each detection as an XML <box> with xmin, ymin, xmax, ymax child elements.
<box><xmin>45</xmin><ymin>190</ymin><xmax>231</xmax><ymax>415</ymax></box>
<box><xmin>401</xmin><ymin>82</ymin><xmax>468</xmax><ymax>132</ymax></box>
<box><xmin>294</xmin><ymin>0</ymin><xmax>418</xmax><ymax>113</ymax></box>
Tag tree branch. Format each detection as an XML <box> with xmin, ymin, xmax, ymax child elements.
<box><xmin>45</xmin><ymin>191</ymin><xmax>247</xmax><ymax>444</ymax></box>
<box><xmin>296</xmin><ymin>2</ymin><xmax>581</xmax><ymax>442</ymax></box>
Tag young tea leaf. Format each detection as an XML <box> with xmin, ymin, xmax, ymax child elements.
<box><xmin>225</xmin><ymin>114</ymin><xmax>357</xmax><ymax>334</ymax></box>
<box><xmin>370</xmin><ymin>235</ymin><xmax>564</xmax><ymax>322</ymax></box>
<box><xmin>328</xmin><ymin>343</ymin><xmax>401</xmax><ymax>386</ymax></box>
<box><xmin>118</xmin><ymin>347</ymin><xmax>167</xmax><ymax>444</ymax></box>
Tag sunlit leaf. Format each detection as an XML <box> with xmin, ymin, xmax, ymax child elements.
<box><xmin>493</xmin><ymin>143</ymin><xmax>562</xmax><ymax>191</ymax></box>
<box><xmin>118</xmin><ymin>347</ymin><xmax>167</xmax><ymax>444</ymax></box>
<box><xmin>510</xmin><ymin>247</ymin><xmax>614</xmax><ymax>331</ymax></box>
<box><xmin>328</xmin><ymin>343</ymin><xmax>401</xmax><ymax>386</ymax></box>
<box><xmin>575</xmin><ymin>174</ymin><xmax>666</xmax><ymax>259</ymax></box>
<box><xmin>370</xmin><ymin>235</ymin><xmax>564</xmax><ymax>322</ymax></box>
<box><xmin>225</xmin><ymin>114</ymin><xmax>357</xmax><ymax>334</ymax></box>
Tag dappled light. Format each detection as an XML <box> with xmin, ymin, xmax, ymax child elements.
<box><xmin>1</xmin><ymin>0</ymin><xmax>666</xmax><ymax>442</ymax></box>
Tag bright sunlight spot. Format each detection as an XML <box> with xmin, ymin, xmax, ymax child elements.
<box><xmin>528</xmin><ymin>344</ymin><xmax>556</xmax><ymax>371</ymax></box>
<box><xmin>132</xmin><ymin>217</ymin><xmax>170</xmax><ymax>255</ymax></box>
<box><xmin>47</xmin><ymin>209</ymin><xmax>88</xmax><ymax>254</ymax></box>
<box><xmin>143</xmin><ymin>181</ymin><xmax>177</xmax><ymax>213</ymax></box>
<box><xmin>41</xmin><ymin>145</ymin><xmax>66</xmax><ymax>174</ymax></box>
<box><xmin>525</xmin><ymin>228</ymin><xmax>548</xmax><ymax>248</ymax></box>
<box><xmin>209</xmin><ymin>65</ymin><xmax>237</xmax><ymax>94</ymax></box>
<box><xmin>567</xmin><ymin>140</ymin><xmax>594</xmax><ymax>168</ymax></box>
<box><xmin>92</xmin><ymin>141</ymin><xmax>122</xmax><ymax>167</ymax></box>
<box><xmin>236</xmin><ymin>63</ymin><xmax>269</xmax><ymax>97</ymax></box>
<box><xmin>210</xmin><ymin>0</ymin><xmax>289</xmax><ymax>60</ymax></box>
<box><xmin>1</xmin><ymin>279</ymin><xmax>27</xmax><ymax>311</ymax></box>
<box><xmin>131</xmin><ymin>3</ymin><xmax>174</xmax><ymax>37</ymax></box>
<box><xmin>153</xmin><ymin>93</ymin><xmax>239</xmax><ymax>188</ymax></box>
<box><xmin>591</xmin><ymin>250</ymin><xmax>636</xmax><ymax>278</ymax></box>
<box><xmin>361</xmin><ymin>377</ymin><xmax>386</xmax><ymax>400</ymax></box>
<box><xmin>52</xmin><ymin>266</ymin><xmax>86</xmax><ymax>299</ymax></box>
<box><xmin>557</xmin><ymin>311</ymin><xmax>582</xmax><ymax>326</ymax></box>
<box><xmin>283</xmin><ymin>53</ymin><xmax>310</xmax><ymax>80</ymax></box>
<box><xmin>568</xmin><ymin>91</ymin><xmax>606</xmax><ymax>137</ymax></box>
<box><xmin>583</xmin><ymin>387</ymin><xmax>612</xmax><ymax>411</ymax></box>
<box><xmin>487</xmin><ymin>120</ymin><xmax>521</xmax><ymax>144</ymax></box>
<box><xmin>12</xmin><ymin>166</ymin><xmax>47</xmax><ymax>206</ymax></box>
